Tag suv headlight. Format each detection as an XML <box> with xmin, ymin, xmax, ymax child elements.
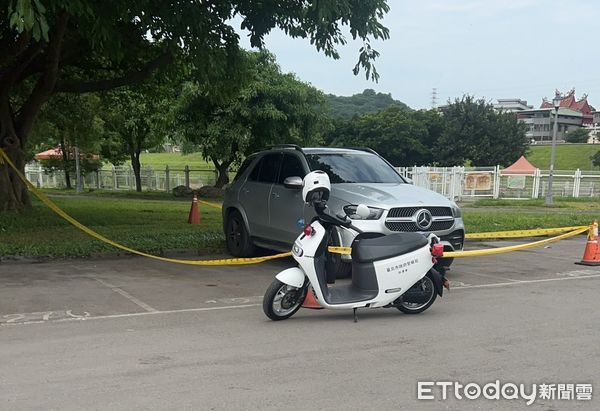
<box><xmin>451</xmin><ymin>203</ymin><xmax>462</xmax><ymax>218</ymax></box>
<box><xmin>343</xmin><ymin>205</ymin><xmax>384</xmax><ymax>220</ymax></box>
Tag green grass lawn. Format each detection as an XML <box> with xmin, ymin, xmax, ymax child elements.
<box><xmin>1</xmin><ymin>190</ymin><xmax>597</xmax><ymax>259</ymax></box>
<box><xmin>0</xmin><ymin>192</ymin><xmax>224</xmax><ymax>259</ymax></box>
<box><xmin>102</xmin><ymin>152</ymin><xmax>213</xmax><ymax>170</ymax></box>
<box><xmin>527</xmin><ymin>144</ymin><xmax>600</xmax><ymax>171</ymax></box>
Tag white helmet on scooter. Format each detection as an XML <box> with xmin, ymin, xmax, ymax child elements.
<box><xmin>302</xmin><ymin>170</ymin><xmax>330</xmax><ymax>204</ymax></box>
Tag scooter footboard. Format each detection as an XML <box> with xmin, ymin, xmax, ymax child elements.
<box><xmin>371</xmin><ymin>244</ymin><xmax>434</xmax><ymax>293</ymax></box>
<box><xmin>275</xmin><ymin>267</ymin><xmax>306</xmax><ymax>288</ymax></box>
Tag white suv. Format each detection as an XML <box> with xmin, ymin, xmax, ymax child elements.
<box><xmin>223</xmin><ymin>146</ymin><xmax>464</xmax><ymax>276</ymax></box>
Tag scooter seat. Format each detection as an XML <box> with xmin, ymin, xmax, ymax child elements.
<box><xmin>351</xmin><ymin>232</ymin><xmax>428</xmax><ymax>263</ymax></box>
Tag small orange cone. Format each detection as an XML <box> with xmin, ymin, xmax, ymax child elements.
<box><xmin>576</xmin><ymin>220</ymin><xmax>600</xmax><ymax>266</ymax></box>
<box><xmin>188</xmin><ymin>194</ymin><xmax>200</xmax><ymax>225</ymax></box>
<box><xmin>302</xmin><ymin>286</ymin><xmax>323</xmax><ymax>309</ymax></box>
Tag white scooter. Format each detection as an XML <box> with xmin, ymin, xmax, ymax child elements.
<box><xmin>263</xmin><ymin>171</ymin><xmax>448</xmax><ymax>322</ymax></box>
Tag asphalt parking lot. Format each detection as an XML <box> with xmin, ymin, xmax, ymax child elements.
<box><xmin>1</xmin><ymin>236</ymin><xmax>599</xmax><ymax>410</ymax></box>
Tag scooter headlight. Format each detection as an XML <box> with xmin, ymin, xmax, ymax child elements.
<box><xmin>343</xmin><ymin>205</ymin><xmax>384</xmax><ymax>220</ymax></box>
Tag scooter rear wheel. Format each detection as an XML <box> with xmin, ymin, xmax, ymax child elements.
<box><xmin>263</xmin><ymin>279</ymin><xmax>306</xmax><ymax>321</ymax></box>
<box><xmin>396</xmin><ymin>276</ymin><xmax>437</xmax><ymax>314</ymax></box>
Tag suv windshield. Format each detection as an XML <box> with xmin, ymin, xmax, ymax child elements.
<box><xmin>306</xmin><ymin>152</ymin><xmax>404</xmax><ymax>184</ymax></box>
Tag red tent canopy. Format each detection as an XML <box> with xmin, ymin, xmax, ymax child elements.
<box><xmin>34</xmin><ymin>147</ymin><xmax>64</xmax><ymax>160</ymax></box>
<box><xmin>34</xmin><ymin>147</ymin><xmax>100</xmax><ymax>161</ymax></box>
<box><xmin>501</xmin><ymin>156</ymin><xmax>538</xmax><ymax>176</ymax></box>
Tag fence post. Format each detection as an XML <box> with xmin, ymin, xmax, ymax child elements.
<box><xmin>147</xmin><ymin>166</ymin><xmax>154</xmax><ymax>191</ymax></box>
<box><xmin>184</xmin><ymin>165</ymin><xmax>190</xmax><ymax>189</ymax></box>
<box><xmin>128</xmin><ymin>165</ymin><xmax>134</xmax><ymax>190</ymax></box>
<box><xmin>573</xmin><ymin>169</ymin><xmax>581</xmax><ymax>198</ymax></box>
<box><xmin>532</xmin><ymin>168</ymin><xmax>540</xmax><ymax>198</ymax></box>
<box><xmin>112</xmin><ymin>165</ymin><xmax>118</xmax><ymax>190</ymax></box>
<box><xmin>95</xmin><ymin>170</ymin><xmax>100</xmax><ymax>189</ymax></box>
<box><xmin>165</xmin><ymin>165</ymin><xmax>170</xmax><ymax>193</ymax></box>
<box><xmin>493</xmin><ymin>165</ymin><xmax>500</xmax><ymax>199</ymax></box>
<box><xmin>37</xmin><ymin>165</ymin><xmax>43</xmax><ymax>188</ymax></box>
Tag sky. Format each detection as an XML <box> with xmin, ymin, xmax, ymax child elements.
<box><xmin>236</xmin><ymin>0</ymin><xmax>600</xmax><ymax>109</ymax></box>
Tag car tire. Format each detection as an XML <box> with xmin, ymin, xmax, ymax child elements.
<box><xmin>225</xmin><ymin>210</ymin><xmax>256</xmax><ymax>257</ymax></box>
<box><xmin>325</xmin><ymin>227</ymin><xmax>352</xmax><ymax>280</ymax></box>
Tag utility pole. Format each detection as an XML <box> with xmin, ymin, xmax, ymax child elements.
<box><xmin>75</xmin><ymin>146</ymin><xmax>82</xmax><ymax>194</ymax></box>
<box><xmin>431</xmin><ymin>88</ymin><xmax>438</xmax><ymax>109</ymax></box>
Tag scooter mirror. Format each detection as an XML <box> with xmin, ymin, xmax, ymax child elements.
<box><xmin>356</xmin><ymin>204</ymin><xmax>371</xmax><ymax>219</ymax></box>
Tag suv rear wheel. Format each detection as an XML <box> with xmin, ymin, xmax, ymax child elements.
<box><xmin>225</xmin><ymin>210</ymin><xmax>256</xmax><ymax>257</ymax></box>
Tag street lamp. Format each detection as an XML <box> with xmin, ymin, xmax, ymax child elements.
<box><xmin>545</xmin><ymin>95</ymin><xmax>561</xmax><ymax>205</ymax></box>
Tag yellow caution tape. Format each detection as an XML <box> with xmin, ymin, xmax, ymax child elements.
<box><xmin>0</xmin><ymin>148</ymin><xmax>290</xmax><ymax>266</ymax></box>
<box><xmin>464</xmin><ymin>226</ymin><xmax>587</xmax><ymax>239</ymax></box>
<box><xmin>328</xmin><ymin>226</ymin><xmax>589</xmax><ymax>258</ymax></box>
<box><xmin>444</xmin><ymin>226</ymin><xmax>588</xmax><ymax>258</ymax></box>
<box><xmin>197</xmin><ymin>199</ymin><xmax>222</xmax><ymax>210</ymax></box>
<box><xmin>0</xmin><ymin>147</ymin><xmax>592</xmax><ymax>265</ymax></box>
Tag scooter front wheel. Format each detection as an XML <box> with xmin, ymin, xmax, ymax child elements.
<box><xmin>263</xmin><ymin>279</ymin><xmax>306</xmax><ymax>321</ymax></box>
<box><xmin>396</xmin><ymin>276</ymin><xmax>437</xmax><ymax>314</ymax></box>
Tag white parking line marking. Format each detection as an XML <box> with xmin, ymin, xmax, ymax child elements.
<box><xmin>91</xmin><ymin>277</ymin><xmax>157</xmax><ymax>312</ymax></box>
<box><xmin>3</xmin><ymin>273</ymin><xmax>600</xmax><ymax>327</ymax></box>
<box><xmin>455</xmin><ymin>269</ymin><xmax>521</xmax><ymax>283</ymax></box>
<box><xmin>452</xmin><ymin>273</ymin><xmax>600</xmax><ymax>290</ymax></box>
<box><xmin>1</xmin><ymin>304</ymin><xmax>262</xmax><ymax>326</ymax></box>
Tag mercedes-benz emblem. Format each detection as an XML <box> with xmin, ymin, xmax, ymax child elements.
<box><xmin>414</xmin><ymin>209</ymin><xmax>433</xmax><ymax>230</ymax></box>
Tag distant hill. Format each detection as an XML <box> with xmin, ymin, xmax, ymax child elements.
<box><xmin>326</xmin><ymin>89</ymin><xmax>410</xmax><ymax>119</ymax></box>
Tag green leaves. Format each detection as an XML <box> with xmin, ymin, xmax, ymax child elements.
<box><xmin>174</xmin><ymin>50</ymin><xmax>327</xmax><ymax>181</ymax></box>
<box><xmin>8</xmin><ymin>0</ymin><xmax>49</xmax><ymax>41</ymax></box>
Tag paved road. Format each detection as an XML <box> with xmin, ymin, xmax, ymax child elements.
<box><xmin>1</xmin><ymin>237</ymin><xmax>599</xmax><ymax>410</ymax></box>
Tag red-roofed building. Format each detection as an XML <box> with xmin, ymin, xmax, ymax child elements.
<box><xmin>515</xmin><ymin>89</ymin><xmax>597</xmax><ymax>143</ymax></box>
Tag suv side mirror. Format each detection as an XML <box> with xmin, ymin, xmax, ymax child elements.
<box><xmin>405</xmin><ymin>177</ymin><xmax>414</xmax><ymax>185</ymax></box>
<box><xmin>283</xmin><ymin>176</ymin><xmax>303</xmax><ymax>189</ymax></box>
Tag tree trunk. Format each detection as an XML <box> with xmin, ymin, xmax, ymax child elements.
<box><xmin>131</xmin><ymin>150</ymin><xmax>142</xmax><ymax>192</ymax></box>
<box><xmin>0</xmin><ymin>97</ymin><xmax>30</xmax><ymax>212</ymax></box>
<box><xmin>59</xmin><ymin>137</ymin><xmax>72</xmax><ymax>189</ymax></box>
<box><xmin>213</xmin><ymin>159</ymin><xmax>231</xmax><ymax>188</ymax></box>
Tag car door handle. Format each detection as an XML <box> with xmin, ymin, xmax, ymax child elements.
<box><xmin>271</xmin><ymin>192</ymin><xmax>280</xmax><ymax>198</ymax></box>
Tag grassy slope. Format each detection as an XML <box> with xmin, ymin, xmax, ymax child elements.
<box><xmin>527</xmin><ymin>144</ymin><xmax>600</xmax><ymax>171</ymax></box>
<box><xmin>102</xmin><ymin>152</ymin><xmax>213</xmax><ymax>170</ymax></box>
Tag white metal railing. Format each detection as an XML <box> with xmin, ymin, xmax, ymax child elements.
<box><xmin>24</xmin><ymin>164</ymin><xmax>218</xmax><ymax>192</ymax></box>
<box><xmin>396</xmin><ymin>166</ymin><xmax>600</xmax><ymax>201</ymax></box>
<box><xmin>24</xmin><ymin>162</ymin><xmax>600</xmax><ymax>200</ymax></box>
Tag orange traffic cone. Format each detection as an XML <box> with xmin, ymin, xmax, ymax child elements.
<box><xmin>576</xmin><ymin>220</ymin><xmax>600</xmax><ymax>266</ymax></box>
<box><xmin>302</xmin><ymin>286</ymin><xmax>323</xmax><ymax>309</ymax></box>
<box><xmin>188</xmin><ymin>194</ymin><xmax>200</xmax><ymax>224</ymax></box>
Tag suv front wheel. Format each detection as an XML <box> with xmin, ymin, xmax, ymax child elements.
<box><xmin>225</xmin><ymin>210</ymin><xmax>256</xmax><ymax>257</ymax></box>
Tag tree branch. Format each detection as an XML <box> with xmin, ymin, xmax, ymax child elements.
<box><xmin>54</xmin><ymin>51</ymin><xmax>173</xmax><ymax>93</ymax></box>
<box><xmin>0</xmin><ymin>41</ymin><xmax>43</xmax><ymax>91</ymax></box>
<box><xmin>16</xmin><ymin>12</ymin><xmax>69</xmax><ymax>139</ymax></box>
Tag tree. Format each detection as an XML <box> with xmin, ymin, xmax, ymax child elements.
<box><xmin>326</xmin><ymin>105</ymin><xmax>434</xmax><ymax>166</ymax></box>
<box><xmin>564</xmin><ymin>128</ymin><xmax>590</xmax><ymax>143</ymax></box>
<box><xmin>0</xmin><ymin>0</ymin><xmax>390</xmax><ymax>211</ymax></box>
<box><xmin>434</xmin><ymin>96</ymin><xmax>529</xmax><ymax>166</ymax></box>
<box><xmin>29</xmin><ymin>93</ymin><xmax>104</xmax><ymax>188</ymax></box>
<box><xmin>176</xmin><ymin>51</ymin><xmax>328</xmax><ymax>188</ymax></box>
<box><xmin>100</xmin><ymin>83</ymin><xmax>173</xmax><ymax>192</ymax></box>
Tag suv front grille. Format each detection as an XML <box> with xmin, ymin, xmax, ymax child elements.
<box><xmin>385</xmin><ymin>220</ymin><xmax>455</xmax><ymax>232</ymax></box>
<box><xmin>387</xmin><ymin>206</ymin><xmax>452</xmax><ymax>218</ymax></box>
